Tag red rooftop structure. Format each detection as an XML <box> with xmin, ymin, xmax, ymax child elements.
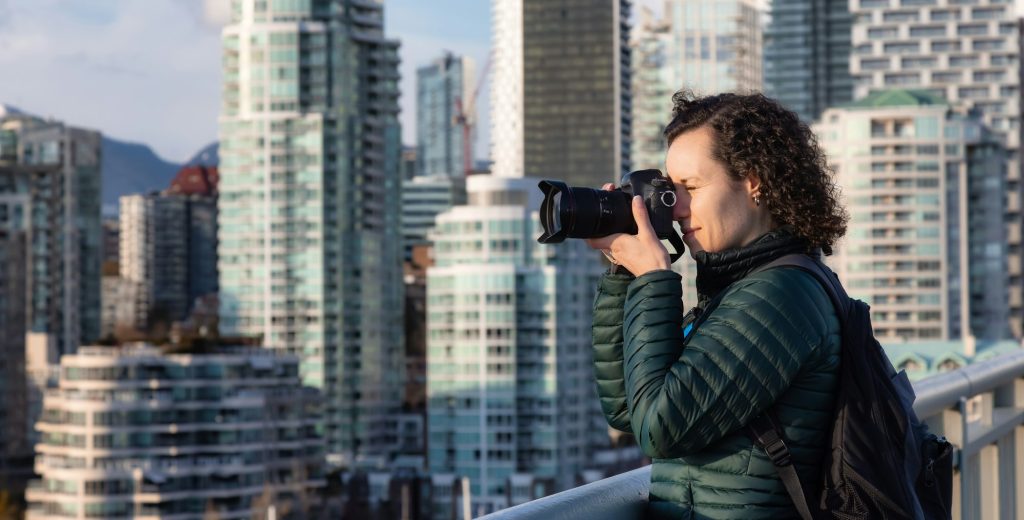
<box><xmin>167</xmin><ymin>165</ymin><xmax>218</xmax><ymax>196</ymax></box>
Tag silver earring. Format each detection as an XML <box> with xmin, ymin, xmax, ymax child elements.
<box><xmin>754</xmin><ymin>194</ymin><xmax>761</xmax><ymax>206</ymax></box>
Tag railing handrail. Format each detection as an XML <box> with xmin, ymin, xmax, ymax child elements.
<box><xmin>480</xmin><ymin>349</ymin><xmax>1024</xmax><ymax>520</ymax></box>
<box><xmin>911</xmin><ymin>349</ymin><xmax>1024</xmax><ymax>418</ymax></box>
<box><xmin>479</xmin><ymin>466</ymin><xmax>651</xmax><ymax>520</ymax></box>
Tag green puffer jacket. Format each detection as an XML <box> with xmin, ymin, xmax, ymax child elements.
<box><xmin>593</xmin><ymin>264</ymin><xmax>841</xmax><ymax>519</ymax></box>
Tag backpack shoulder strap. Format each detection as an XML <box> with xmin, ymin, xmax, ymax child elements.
<box><xmin>751</xmin><ymin>253</ymin><xmax>850</xmax><ymax>317</ymax></box>
<box><xmin>748</xmin><ymin>411</ymin><xmax>815</xmax><ymax>520</ymax></box>
<box><xmin>746</xmin><ymin>252</ymin><xmax>849</xmax><ymax>520</ymax></box>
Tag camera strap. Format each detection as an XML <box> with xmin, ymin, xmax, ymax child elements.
<box><xmin>667</xmin><ymin>229</ymin><xmax>686</xmax><ymax>264</ymax></box>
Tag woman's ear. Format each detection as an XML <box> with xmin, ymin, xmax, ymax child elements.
<box><xmin>745</xmin><ymin>173</ymin><xmax>763</xmax><ymax>197</ymax></box>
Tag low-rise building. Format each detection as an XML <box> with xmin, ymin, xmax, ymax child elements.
<box><xmin>26</xmin><ymin>344</ymin><xmax>325</xmax><ymax>519</ymax></box>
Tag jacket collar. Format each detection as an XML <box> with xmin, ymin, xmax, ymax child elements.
<box><xmin>693</xmin><ymin>227</ymin><xmax>814</xmax><ymax>305</ymax></box>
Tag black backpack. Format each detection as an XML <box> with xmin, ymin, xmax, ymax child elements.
<box><xmin>737</xmin><ymin>254</ymin><xmax>955</xmax><ymax>520</ymax></box>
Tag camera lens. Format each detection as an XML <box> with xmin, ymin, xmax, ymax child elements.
<box><xmin>538</xmin><ymin>181</ymin><xmax>633</xmax><ymax>244</ymax></box>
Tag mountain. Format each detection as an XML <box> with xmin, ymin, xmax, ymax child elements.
<box><xmin>101</xmin><ymin>137</ymin><xmax>181</xmax><ymax>214</ymax></box>
<box><xmin>184</xmin><ymin>142</ymin><xmax>219</xmax><ymax>168</ymax></box>
<box><xmin>1</xmin><ymin>104</ymin><xmax>210</xmax><ymax>215</ymax></box>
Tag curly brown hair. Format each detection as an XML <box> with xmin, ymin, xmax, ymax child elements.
<box><xmin>663</xmin><ymin>91</ymin><xmax>848</xmax><ymax>255</ymax></box>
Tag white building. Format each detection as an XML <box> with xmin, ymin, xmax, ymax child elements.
<box><xmin>816</xmin><ymin>89</ymin><xmax>1009</xmax><ymax>342</ymax></box>
<box><xmin>25</xmin><ymin>344</ymin><xmax>325</xmax><ymax>520</ymax></box>
<box><xmin>426</xmin><ymin>175</ymin><xmax>607</xmax><ymax>516</ymax></box>
<box><xmin>218</xmin><ymin>0</ymin><xmax>405</xmax><ymax>463</ymax></box>
<box><xmin>848</xmin><ymin>0</ymin><xmax>1022</xmax><ymax>338</ymax></box>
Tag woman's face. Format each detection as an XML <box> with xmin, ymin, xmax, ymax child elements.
<box><xmin>665</xmin><ymin>125</ymin><xmax>772</xmax><ymax>258</ymax></box>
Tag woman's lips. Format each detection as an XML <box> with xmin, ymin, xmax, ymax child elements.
<box><xmin>682</xmin><ymin>227</ymin><xmax>699</xmax><ymax>238</ymax></box>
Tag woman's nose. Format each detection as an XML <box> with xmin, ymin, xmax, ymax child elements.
<box><xmin>672</xmin><ymin>191</ymin><xmax>690</xmax><ymax>219</ymax></box>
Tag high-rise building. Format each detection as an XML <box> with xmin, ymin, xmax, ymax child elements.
<box><xmin>631</xmin><ymin>4</ymin><xmax>724</xmax><ymax>312</ymax></box>
<box><xmin>426</xmin><ymin>175</ymin><xmax>606</xmax><ymax>516</ymax></box>
<box><xmin>218</xmin><ymin>0</ymin><xmax>405</xmax><ymax>464</ymax></box>
<box><xmin>492</xmin><ymin>0</ymin><xmax>632</xmax><ymax>186</ymax></box>
<box><xmin>167</xmin><ymin>165</ymin><xmax>220</xmax><ymax>309</ymax></box>
<box><xmin>816</xmin><ymin>90</ymin><xmax>1008</xmax><ymax>342</ymax></box>
<box><xmin>417</xmin><ymin>52</ymin><xmax>476</xmax><ymax>177</ymax></box>
<box><xmin>848</xmin><ymin>0</ymin><xmax>1022</xmax><ymax>338</ymax></box>
<box><xmin>119</xmin><ymin>194</ymin><xmax>190</xmax><ymax>330</ymax></box>
<box><xmin>630</xmin><ymin>6</ymin><xmax>674</xmax><ymax>173</ymax></box>
<box><xmin>0</xmin><ymin>114</ymin><xmax>103</xmax><ymax>354</ymax></box>
<box><xmin>401</xmin><ymin>145</ymin><xmax>418</xmax><ymax>181</ymax></box>
<box><xmin>0</xmin><ymin>114</ymin><xmax>102</xmax><ymax>489</ymax></box>
<box><xmin>764</xmin><ymin>0</ymin><xmax>854</xmax><ymax>122</ymax></box>
<box><xmin>665</xmin><ymin>0</ymin><xmax>763</xmax><ymax>94</ymax></box>
<box><xmin>0</xmin><ymin>212</ymin><xmax>29</xmax><ymax>492</ymax></box>
<box><xmin>102</xmin><ymin>218</ymin><xmax>119</xmax><ymax>265</ymax></box>
<box><xmin>401</xmin><ymin>174</ymin><xmax>467</xmax><ymax>261</ymax></box>
<box><xmin>25</xmin><ymin>344</ymin><xmax>326</xmax><ymax>519</ymax></box>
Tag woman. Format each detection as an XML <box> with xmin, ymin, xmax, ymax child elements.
<box><xmin>588</xmin><ymin>91</ymin><xmax>848</xmax><ymax>519</ymax></box>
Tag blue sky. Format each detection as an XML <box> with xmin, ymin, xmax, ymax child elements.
<box><xmin>0</xmin><ymin>0</ymin><xmax>653</xmax><ymax>163</ymax></box>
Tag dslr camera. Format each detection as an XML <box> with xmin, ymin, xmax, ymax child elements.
<box><xmin>537</xmin><ymin>169</ymin><xmax>680</xmax><ymax>245</ymax></box>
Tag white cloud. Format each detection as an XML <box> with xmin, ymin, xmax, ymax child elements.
<box><xmin>202</xmin><ymin>0</ymin><xmax>232</xmax><ymax>27</ymax></box>
<box><xmin>0</xmin><ymin>1</ymin><xmax>221</xmax><ymax>161</ymax></box>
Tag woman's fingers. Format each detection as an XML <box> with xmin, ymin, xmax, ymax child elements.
<box><xmin>632</xmin><ymin>196</ymin><xmax>656</xmax><ymax>241</ymax></box>
<box><xmin>586</xmin><ymin>234</ymin><xmax>620</xmax><ymax>251</ymax></box>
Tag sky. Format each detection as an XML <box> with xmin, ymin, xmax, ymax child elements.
<box><xmin>0</xmin><ymin>0</ymin><xmax>657</xmax><ymax>164</ymax></box>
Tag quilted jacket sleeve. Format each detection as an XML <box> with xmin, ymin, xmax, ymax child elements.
<box><xmin>591</xmin><ymin>271</ymin><xmax>636</xmax><ymax>433</ymax></box>
<box><xmin>623</xmin><ymin>268</ymin><xmax>834</xmax><ymax>459</ymax></box>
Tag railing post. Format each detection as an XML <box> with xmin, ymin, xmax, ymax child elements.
<box><xmin>995</xmin><ymin>379</ymin><xmax>1024</xmax><ymax>519</ymax></box>
<box><xmin>959</xmin><ymin>397</ymin><xmax>969</xmax><ymax>520</ymax></box>
<box><xmin>924</xmin><ymin>407</ymin><xmax>963</xmax><ymax>520</ymax></box>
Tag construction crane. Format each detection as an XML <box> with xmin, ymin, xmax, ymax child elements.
<box><xmin>453</xmin><ymin>54</ymin><xmax>492</xmax><ymax>177</ymax></box>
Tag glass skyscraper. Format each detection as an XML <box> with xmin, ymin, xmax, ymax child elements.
<box><xmin>218</xmin><ymin>0</ymin><xmax>405</xmax><ymax>464</ymax></box>
<box><xmin>666</xmin><ymin>0</ymin><xmax>763</xmax><ymax>95</ymax></box>
<box><xmin>416</xmin><ymin>52</ymin><xmax>476</xmax><ymax>178</ymax></box>
<box><xmin>764</xmin><ymin>0</ymin><xmax>854</xmax><ymax>122</ymax></box>
<box><xmin>492</xmin><ymin>0</ymin><xmax>632</xmax><ymax>187</ymax></box>
<box><xmin>0</xmin><ymin>112</ymin><xmax>103</xmax><ymax>494</ymax></box>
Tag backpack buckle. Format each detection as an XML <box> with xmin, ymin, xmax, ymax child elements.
<box><xmin>749</xmin><ymin>416</ymin><xmax>794</xmax><ymax>468</ymax></box>
<box><xmin>763</xmin><ymin>436</ymin><xmax>793</xmax><ymax>467</ymax></box>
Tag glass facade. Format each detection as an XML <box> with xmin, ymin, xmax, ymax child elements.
<box><xmin>668</xmin><ymin>0</ymin><xmax>762</xmax><ymax>95</ymax></box>
<box><xmin>219</xmin><ymin>0</ymin><xmax>405</xmax><ymax>463</ymax></box>
<box><xmin>765</xmin><ymin>0</ymin><xmax>854</xmax><ymax>122</ymax></box>
<box><xmin>417</xmin><ymin>53</ymin><xmax>475</xmax><ymax>177</ymax></box>
<box><xmin>492</xmin><ymin>0</ymin><xmax>631</xmax><ymax>185</ymax></box>
<box><xmin>426</xmin><ymin>176</ymin><xmax>606</xmax><ymax>516</ymax></box>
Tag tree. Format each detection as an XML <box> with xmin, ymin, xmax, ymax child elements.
<box><xmin>0</xmin><ymin>490</ymin><xmax>23</xmax><ymax>520</ymax></box>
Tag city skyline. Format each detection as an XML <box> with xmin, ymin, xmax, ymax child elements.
<box><xmin>3</xmin><ymin>0</ymin><xmax>1024</xmax><ymax>517</ymax></box>
<box><xmin>0</xmin><ymin>0</ymin><xmax>663</xmax><ymax>164</ymax></box>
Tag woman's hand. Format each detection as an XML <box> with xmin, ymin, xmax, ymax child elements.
<box><xmin>585</xmin><ymin>184</ymin><xmax>672</xmax><ymax>276</ymax></box>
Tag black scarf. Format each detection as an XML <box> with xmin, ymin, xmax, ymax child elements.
<box><xmin>693</xmin><ymin>227</ymin><xmax>814</xmax><ymax>308</ymax></box>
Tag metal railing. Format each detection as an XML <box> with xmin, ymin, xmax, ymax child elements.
<box><xmin>482</xmin><ymin>350</ymin><xmax>1024</xmax><ymax>520</ymax></box>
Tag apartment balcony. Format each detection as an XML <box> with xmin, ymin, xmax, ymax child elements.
<box><xmin>482</xmin><ymin>350</ymin><xmax>1024</xmax><ymax>520</ymax></box>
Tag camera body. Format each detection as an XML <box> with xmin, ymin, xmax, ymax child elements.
<box><xmin>537</xmin><ymin>169</ymin><xmax>678</xmax><ymax>244</ymax></box>
<box><xmin>617</xmin><ymin>169</ymin><xmax>678</xmax><ymax>239</ymax></box>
